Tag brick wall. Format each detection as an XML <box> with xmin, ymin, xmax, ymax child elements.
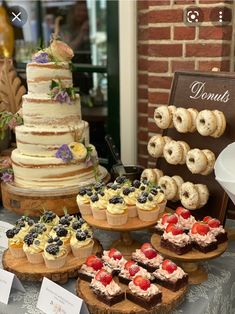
<box><xmin>137</xmin><ymin>0</ymin><xmax>234</xmax><ymax>168</ymax></box>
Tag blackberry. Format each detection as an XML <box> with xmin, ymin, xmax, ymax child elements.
<box><xmin>57</xmin><ymin>239</ymin><xmax>63</xmax><ymax>246</ymax></box>
<box><xmin>47</xmin><ymin>238</ymin><xmax>54</xmax><ymax>244</ymax></box>
<box><xmin>76</xmin><ymin>231</ymin><xmax>87</xmax><ymax>241</ymax></box>
<box><xmin>137</xmin><ymin>196</ymin><xmax>147</xmax><ymax>204</ymax></box>
<box><xmin>72</xmin><ymin>221</ymin><xmax>82</xmax><ymax>230</ymax></box>
<box><xmin>24</xmin><ymin>233</ymin><xmax>34</xmax><ymax>246</ymax></box>
<box><xmin>59</xmin><ymin>217</ymin><xmax>70</xmax><ymax>226</ymax></box>
<box><xmin>142</xmin><ymin>192</ymin><xmax>149</xmax><ymax>197</ymax></box>
<box><xmin>54</xmin><ymin>237</ymin><xmax>60</xmax><ymax>242</ymax></box>
<box><xmin>106</xmin><ymin>182</ymin><xmax>114</xmax><ymax>189</ymax></box>
<box><xmin>133</xmin><ymin>180</ymin><xmax>141</xmax><ymax>188</ymax></box>
<box><xmin>78</xmin><ymin>188</ymin><xmax>87</xmax><ymax>196</ymax></box>
<box><xmin>115</xmin><ymin>176</ymin><xmax>127</xmax><ymax>184</ymax></box>
<box><xmin>56</xmin><ymin>227</ymin><xmax>68</xmax><ymax>237</ymax></box>
<box><xmin>123</xmin><ymin>187</ymin><xmax>130</xmax><ymax>196</ymax></box>
<box><xmin>6</xmin><ymin>229</ymin><xmax>15</xmax><ymax>238</ymax></box>
<box><xmin>46</xmin><ymin>244</ymin><xmax>59</xmax><ymax>255</ymax></box>
<box><xmin>91</xmin><ymin>194</ymin><xmax>99</xmax><ymax>203</ymax></box>
<box><xmin>109</xmin><ymin>196</ymin><xmax>124</xmax><ymax>204</ymax></box>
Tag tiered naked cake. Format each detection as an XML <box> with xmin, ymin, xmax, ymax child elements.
<box><xmin>11</xmin><ymin>39</ymin><xmax>100</xmax><ymax>189</ymax></box>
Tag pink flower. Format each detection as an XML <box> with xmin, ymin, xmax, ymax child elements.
<box><xmin>1</xmin><ymin>172</ymin><xmax>13</xmax><ymax>183</ymax></box>
<box><xmin>8</xmin><ymin>117</ymin><xmax>17</xmax><ymax>130</ymax></box>
<box><xmin>50</xmin><ymin>40</ymin><xmax>74</xmax><ymax>62</ymax></box>
<box><xmin>2</xmin><ymin>158</ymin><xmax>12</xmax><ymax>169</ymax></box>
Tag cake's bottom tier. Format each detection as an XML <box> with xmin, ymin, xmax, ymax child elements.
<box><xmin>11</xmin><ymin>149</ymin><xmax>97</xmax><ymax>189</ymax></box>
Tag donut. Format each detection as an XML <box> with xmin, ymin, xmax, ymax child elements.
<box><xmin>195</xmin><ymin>184</ymin><xmax>209</xmax><ymax>208</ymax></box>
<box><xmin>163</xmin><ymin>140</ymin><xmax>183</xmax><ymax>165</ymax></box>
<box><xmin>158</xmin><ymin>176</ymin><xmax>178</xmax><ymax>200</ymax></box>
<box><xmin>168</xmin><ymin>105</ymin><xmax>176</xmax><ymax>128</ymax></box>
<box><xmin>172</xmin><ymin>175</ymin><xmax>184</xmax><ymax>201</ymax></box>
<box><xmin>173</xmin><ymin>107</ymin><xmax>192</xmax><ymax>133</ymax></box>
<box><xmin>187</xmin><ymin>108</ymin><xmax>198</xmax><ymax>133</ymax></box>
<box><xmin>211</xmin><ymin>110</ymin><xmax>226</xmax><ymax>138</ymax></box>
<box><xmin>178</xmin><ymin>141</ymin><xmax>190</xmax><ymax>164</ymax></box>
<box><xmin>196</xmin><ymin>110</ymin><xmax>217</xmax><ymax>136</ymax></box>
<box><xmin>186</xmin><ymin>149</ymin><xmax>207</xmax><ymax>174</ymax></box>
<box><xmin>153</xmin><ymin>168</ymin><xmax>164</xmax><ymax>183</ymax></box>
<box><xmin>154</xmin><ymin>106</ymin><xmax>172</xmax><ymax>129</ymax></box>
<box><xmin>163</xmin><ymin>136</ymin><xmax>172</xmax><ymax>145</ymax></box>
<box><xmin>179</xmin><ymin>182</ymin><xmax>199</xmax><ymax>210</ymax></box>
<box><xmin>201</xmin><ymin>149</ymin><xmax>215</xmax><ymax>176</ymax></box>
<box><xmin>147</xmin><ymin>134</ymin><xmax>164</xmax><ymax>158</ymax></box>
<box><xmin>141</xmin><ymin>169</ymin><xmax>157</xmax><ymax>183</ymax></box>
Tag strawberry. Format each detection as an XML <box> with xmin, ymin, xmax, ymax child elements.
<box><xmin>161</xmin><ymin>213</ymin><xmax>171</xmax><ymax>224</ymax></box>
<box><xmin>143</xmin><ymin>248</ymin><xmax>157</xmax><ymax>259</ymax></box>
<box><xmin>208</xmin><ymin>218</ymin><xmax>220</xmax><ymax>228</ymax></box>
<box><xmin>162</xmin><ymin>259</ymin><xmax>177</xmax><ymax>274</ymax></box>
<box><xmin>108</xmin><ymin>248</ymin><xmax>117</xmax><ymax>257</ymax></box>
<box><xmin>180</xmin><ymin>210</ymin><xmax>191</xmax><ymax>219</ymax></box>
<box><xmin>175</xmin><ymin>206</ymin><xmax>186</xmax><ymax>215</ymax></box>
<box><xmin>86</xmin><ymin>255</ymin><xmax>97</xmax><ymax>267</ymax></box>
<box><xmin>129</xmin><ymin>264</ymin><xmax>140</xmax><ymax>276</ymax></box>
<box><xmin>133</xmin><ymin>276</ymin><xmax>150</xmax><ymax>290</ymax></box>
<box><xmin>92</xmin><ymin>259</ymin><xmax>103</xmax><ymax>271</ymax></box>
<box><xmin>162</xmin><ymin>213</ymin><xmax>178</xmax><ymax>224</ymax></box>
<box><xmin>165</xmin><ymin>223</ymin><xmax>175</xmax><ymax>233</ymax></box>
<box><xmin>140</xmin><ymin>242</ymin><xmax>152</xmax><ymax>252</ymax></box>
<box><xmin>95</xmin><ymin>269</ymin><xmax>113</xmax><ymax>286</ymax></box>
<box><xmin>195</xmin><ymin>222</ymin><xmax>210</xmax><ymax>235</ymax></box>
<box><xmin>108</xmin><ymin>248</ymin><xmax>122</xmax><ymax>260</ymax></box>
<box><xmin>165</xmin><ymin>223</ymin><xmax>183</xmax><ymax>235</ymax></box>
<box><xmin>203</xmin><ymin>216</ymin><xmax>212</xmax><ymax>223</ymax></box>
<box><xmin>125</xmin><ymin>260</ymin><xmax>135</xmax><ymax>270</ymax></box>
<box><xmin>191</xmin><ymin>222</ymin><xmax>200</xmax><ymax>234</ymax></box>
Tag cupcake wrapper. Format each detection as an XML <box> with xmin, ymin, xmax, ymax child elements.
<box><xmin>91</xmin><ymin>207</ymin><xmax>107</xmax><ymax>220</ymax></box>
<box><xmin>79</xmin><ymin>203</ymin><xmax>92</xmax><ymax>216</ymax></box>
<box><xmin>26</xmin><ymin>251</ymin><xmax>44</xmax><ymax>264</ymax></box>
<box><xmin>137</xmin><ymin>207</ymin><xmax>160</xmax><ymax>222</ymax></box>
<box><xmin>159</xmin><ymin>200</ymin><xmax>167</xmax><ymax>214</ymax></box>
<box><xmin>106</xmin><ymin>211</ymin><xmax>128</xmax><ymax>226</ymax></box>
<box><xmin>43</xmin><ymin>252</ymin><xmax>68</xmax><ymax>269</ymax></box>
<box><xmin>71</xmin><ymin>240</ymin><xmax>94</xmax><ymax>259</ymax></box>
<box><xmin>127</xmin><ymin>205</ymin><xmax>137</xmax><ymax>218</ymax></box>
<box><xmin>9</xmin><ymin>246</ymin><xmax>26</xmax><ymax>258</ymax></box>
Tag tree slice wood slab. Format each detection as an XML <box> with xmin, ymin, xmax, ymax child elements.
<box><xmin>151</xmin><ymin>234</ymin><xmax>228</xmax><ymax>263</ymax></box>
<box><xmin>1</xmin><ymin>166</ymin><xmax>110</xmax><ymax>217</ymax></box>
<box><xmin>2</xmin><ymin>239</ymin><xmax>102</xmax><ymax>285</ymax></box>
<box><xmin>76</xmin><ymin>278</ymin><xmax>187</xmax><ymax>314</ymax></box>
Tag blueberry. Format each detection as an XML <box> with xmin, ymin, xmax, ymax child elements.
<box><xmin>79</xmin><ymin>218</ymin><xmax>85</xmax><ymax>224</ymax></box>
<box><xmin>106</xmin><ymin>182</ymin><xmax>114</xmax><ymax>189</ymax></box>
<box><xmin>141</xmin><ymin>179</ymin><xmax>148</xmax><ymax>185</ymax></box>
<box><xmin>129</xmin><ymin>187</ymin><xmax>135</xmax><ymax>193</ymax></box>
<box><xmin>14</xmin><ymin>227</ymin><xmax>21</xmax><ymax>234</ymax></box>
<box><xmin>109</xmin><ymin>196</ymin><xmax>124</xmax><ymax>204</ymax></box>
<box><xmin>133</xmin><ymin>180</ymin><xmax>141</xmax><ymax>188</ymax></box>
<box><xmin>46</xmin><ymin>244</ymin><xmax>59</xmax><ymax>255</ymax></box>
<box><xmin>32</xmin><ymin>232</ymin><xmax>38</xmax><ymax>238</ymax></box>
<box><xmin>59</xmin><ymin>217</ymin><xmax>70</xmax><ymax>226</ymax></box>
<box><xmin>123</xmin><ymin>187</ymin><xmax>130</xmax><ymax>196</ymax></box>
<box><xmin>99</xmin><ymin>192</ymin><xmax>105</xmax><ymax>197</ymax></box>
<box><xmin>148</xmin><ymin>195</ymin><xmax>153</xmax><ymax>201</ymax></box>
<box><xmin>137</xmin><ymin>196</ymin><xmax>147</xmax><ymax>204</ymax></box>
<box><xmin>6</xmin><ymin>229</ymin><xmax>15</xmax><ymax>238</ymax></box>
<box><xmin>91</xmin><ymin>194</ymin><xmax>99</xmax><ymax>203</ymax></box>
<box><xmin>28</xmin><ymin>219</ymin><xmax>34</xmax><ymax>226</ymax></box>
<box><xmin>115</xmin><ymin>176</ymin><xmax>127</xmax><ymax>184</ymax></box>
<box><xmin>56</xmin><ymin>227</ymin><xmax>68</xmax><ymax>237</ymax></box>
<box><xmin>140</xmin><ymin>186</ymin><xmax>146</xmax><ymax>191</ymax></box>
<box><xmin>54</xmin><ymin>237</ymin><xmax>60</xmax><ymax>242</ymax></box>
<box><xmin>34</xmin><ymin>239</ymin><xmax>40</xmax><ymax>246</ymax></box>
<box><xmin>87</xmin><ymin>191</ymin><xmax>93</xmax><ymax>197</ymax></box>
<box><xmin>47</xmin><ymin>238</ymin><xmax>53</xmax><ymax>244</ymax></box>
<box><xmin>76</xmin><ymin>231</ymin><xmax>87</xmax><ymax>241</ymax></box>
<box><xmin>78</xmin><ymin>188</ymin><xmax>87</xmax><ymax>196</ymax></box>
<box><xmin>94</xmin><ymin>182</ymin><xmax>105</xmax><ymax>191</ymax></box>
<box><xmin>57</xmin><ymin>239</ymin><xmax>63</xmax><ymax>246</ymax></box>
<box><xmin>150</xmin><ymin>188</ymin><xmax>158</xmax><ymax>196</ymax></box>
<box><xmin>142</xmin><ymin>192</ymin><xmax>149</xmax><ymax>197</ymax></box>
<box><xmin>72</xmin><ymin>221</ymin><xmax>82</xmax><ymax>230</ymax></box>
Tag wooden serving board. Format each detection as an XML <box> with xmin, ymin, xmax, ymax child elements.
<box><xmin>2</xmin><ymin>239</ymin><xmax>102</xmax><ymax>284</ymax></box>
<box><xmin>76</xmin><ymin>278</ymin><xmax>187</xmax><ymax>314</ymax></box>
<box><xmin>157</xmin><ymin>71</ymin><xmax>235</xmax><ymax>223</ymax></box>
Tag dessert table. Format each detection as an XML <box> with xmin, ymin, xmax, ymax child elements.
<box><xmin>0</xmin><ymin>206</ymin><xmax>235</xmax><ymax>314</ymax></box>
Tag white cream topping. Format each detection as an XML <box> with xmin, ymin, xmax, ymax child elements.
<box><xmin>136</xmin><ymin>200</ymin><xmax>158</xmax><ymax>211</ymax></box>
<box><xmin>128</xmin><ymin>281</ymin><xmax>160</xmax><ymax>297</ymax></box>
<box><xmin>70</xmin><ymin>235</ymin><xmax>93</xmax><ymax>249</ymax></box>
<box><xmin>209</xmin><ymin>225</ymin><xmax>225</xmax><ymax>236</ymax></box>
<box><xmin>90</xmin><ymin>198</ymin><xmax>107</xmax><ymax>210</ymax></box>
<box><xmin>178</xmin><ymin>215</ymin><xmax>196</xmax><ymax>230</ymax></box>
<box><xmin>154</xmin><ymin>264</ymin><xmax>186</xmax><ymax>282</ymax></box>
<box><xmin>119</xmin><ymin>266</ymin><xmax>152</xmax><ymax>280</ymax></box>
<box><xmin>132</xmin><ymin>249</ymin><xmax>163</xmax><ymax>266</ymax></box>
<box><xmin>162</xmin><ymin>232</ymin><xmax>191</xmax><ymax>247</ymax></box>
<box><xmin>80</xmin><ymin>264</ymin><xmax>112</xmax><ymax>276</ymax></box>
<box><xmin>189</xmin><ymin>231</ymin><xmax>217</xmax><ymax>246</ymax></box>
<box><xmin>76</xmin><ymin>194</ymin><xmax>90</xmax><ymax>205</ymax></box>
<box><xmin>102</xmin><ymin>251</ymin><xmax>127</xmax><ymax>269</ymax></box>
<box><xmin>90</xmin><ymin>279</ymin><xmax>121</xmax><ymax>296</ymax></box>
<box><xmin>106</xmin><ymin>202</ymin><xmax>127</xmax><ymax>214</ymax></box>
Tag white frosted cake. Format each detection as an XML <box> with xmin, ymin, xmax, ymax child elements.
<box><xmin>11</xmin><ymin>40</ymin><xmax>99</xmax><ymax>188</ymax></box>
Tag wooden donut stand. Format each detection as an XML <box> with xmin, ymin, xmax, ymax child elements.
<box><xmin>1</xmin><ymin>166</ymin><xmax>110</xmax><ymax>217</ymax></box>
<box><xmin>2</xmin><ymin>239</ymin><xmax>102</xmax><ymax>285</ymax></box>
<box><xmin>151</xmin><ymin>233</ymin><xmax>228</xmax><ymax>285</ymax></box>
<box><xmin>76</xmin><ymin>278</ymin><xmax>187</xmax><ymax>314</ymax></box>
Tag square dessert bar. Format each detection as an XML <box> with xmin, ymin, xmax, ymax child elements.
<box><xmin>160</xmin><ymin>238</ymin><xmax>192</xmax><ymax>255</ymax></box>
<box><xmin>193</xmin><ymin>241</ymin><xmax>218</xmax><ymax>253</ymax></box>
<box><xmin>155</xmin><ymin>275</ymin><xmax>188</xmax><ymax>292</ymax></box>
<box><xmin>91</xmin><ymin>288</ymin><xmax>125</xmax><ymax>306</ymax></box>
<box><xmin>126</xmin><ymin>289</ymin><xmax>162</xmax><ymax>310</ymax></box>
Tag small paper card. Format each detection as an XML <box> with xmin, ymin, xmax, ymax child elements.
<box><xmin>0</xmin><ymin>221</ymin><xmax>14</xmax><ymax>248</ymax></box>
<box><xmin>0</xmin><ymin>269</ymin><xmax>25</xmax><ymax>304</ymax></box>
<box><xmin>37</xmin><ymin>277</ymin><xmax>89</xmax><ymax>314</ymax></box>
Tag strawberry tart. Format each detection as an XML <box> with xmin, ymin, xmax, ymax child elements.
<box><xmin>175</xmin><ymin>207</ymin><xmax>196</xmax><ymax>232</ymax></box>
<box><xmin>90</xmin><ymin>269</ymin><xmax>125</xmax><ymax>306</ymax></box>
<box><xmin>126</xmin><ymin>276</ymin><xmax>162</xmax><ymax>310</ymax></box>
<box><xmin>154</xmin><ymin>213</ymin><xmax>179</xmax><ymax>235</ymax></box>
<box><xmin>203</xmin><ymin>216</ymin><xmax>228</xmax><ymax>244</ymax></box>
<box><xmin>132</xmin><ymin>243</ymin><xmax>163</xmax><ymax>272</ymax></box>
<box><xmin>161</xmin><ymin>223</ymin><xmax>192</xmax><ymax>255</ymax></box>
<box><xmin>189</xmin><ymin>221</ymin><xmax>218</xmax><ymax>253</ymax></box>
<box><xmin>102</xmin><ymin>248</ymin><xmax>127</xmax><ymax>275</ymax></box>
<box><xmin>118</xmin><ymin>260</ymin><xmax>154</xmax><ymax>285</ymax></box>
<box><xmin>153</xmin><ymin>259</ymin><xmax>188</xmax><ymax>291</ymax></box>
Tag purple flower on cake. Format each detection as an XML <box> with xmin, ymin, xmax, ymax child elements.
<box><xmin>1</xmin><ymin>171</ymin><xmax>13</xmax><ymax>183</ymax></box>
<box><xmin>53</xmin><ymin>90</ymin><xmax>71</xmax><ymax>104</ymax></box>
<box><xmin>32</xmin><ymin>51</ymin><xmax>49</xmax><ymax>63</ymax></box>
<box><xmin>55</xmin><ymin>144</ymin><xmax>73</xmax><ymax>163</ymax></box>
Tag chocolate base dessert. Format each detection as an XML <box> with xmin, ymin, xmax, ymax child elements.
<box><xmin>126</xmin><ymin>290</ymin><xmax>162</xmax><ymax>310</ymax></box>
<box><xmin>118</xmin><ymin>273</ymin><xmax>155</xmax><ymax>285</ymax></box>
<box><xmin>91</xmin><ymin>288</ymin><xmax>125</xmax><ymax>306</ymax></box>
<box><xmin>161</xmin><ymin>238</ymin><xmax>193</xmax><ymax>255</ymax></box>
<box><xmin>135</xmin><ymin>260</ymin><xmax>158</xmax><ymax>273</ymax></box>
<box><xmin>193</xmin><ymin>241</ymin><xmax>218</xmax><ymax>253</ymax></box>
<box><xmin>155</xmin><ymin>275</ymin><xmax>188</xmax><ymax>292</ymax></box>
<box><xmin>77</xmin><ymin>271</ymin><xmax>93</xmax><ymax>283</ymax></box>
<box><xmin>216</xmin><ymin>232</ymin><xmax>228</xmax><ymax>244</ymax></box>
<box><xmin>154</xmin><ymin>226</ymin><xmax>164</xmax><ymax>236</ymax></box>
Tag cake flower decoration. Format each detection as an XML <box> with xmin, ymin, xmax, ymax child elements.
<box><xmin>49</xmin><ymin>80</ymin><xmax>76</xmax><ymax>105</ymax></box>
<box><xmin>55</xmin><ymin>144</ymin><xmax>73</xmax><ymax>163</ymax></box>
<box><xmin>68</xmin><ymin>142</ymin><xmax>87</xmax><ymax>160</ymax></box>
<box><xmin>0</xmin><ymin>169</ymin><xmax>13</xmax><ymax>183</ymax></box>
<box><xmin>32</xmin><ymin>51</ymin><xmax>49</xmax><ymax>63</ymax></box>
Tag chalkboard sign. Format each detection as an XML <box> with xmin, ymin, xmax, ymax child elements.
<box><xmin>157</xmin><ymin>71</ymin><xmax>235</xmax><ymax>223</ymax></box>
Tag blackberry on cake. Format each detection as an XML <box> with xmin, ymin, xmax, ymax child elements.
<box><xmin>132</xmin><ymin>243</ymin><xmax>163</xmax><ymax>272</ymax></box>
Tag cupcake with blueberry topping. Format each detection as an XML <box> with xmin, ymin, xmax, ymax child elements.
<box><xmin>76</xmin><ymin>188</ymin><xmax>92</xmax><ymax>216</ymax></box>
<box><xmin>59</xmin><ymin>213</ymin><xmax>75</xmax><ymax>227</ymax></box>
<box><xmin>114</xmin><ymin>176</ymin><xmax>131</xmax><ymax>187</ymax></box>
<box><xmin>50</xmin><ymin>224</ymin><xmax>71</xmax><ymax>253</ymax></box>
<box><xmin>149</xmin><ymin>187</ymin><xmax>167</xmax><ymax>214</ymax></box>
<box><xmin>15</xmin><ymin>216</ymin><xmax>35</xmax><ymax>235</ymax></box>
<box><xmin>106</xmin><ymin>196</ymin><xmax>128</xmax><ymax>226</ymax></box>
<box><xmin>136</xmin><ymin>192</ymin><xmax>160</xmax><ymax>222</ymax></box>
<box><xmin>90</xmin><ymin>193</ymin><xmax>107</xmax><ymax>220</ymax></box>
<box><xmin>23</xmin><ymin>235</ymin><xmax>46</xmax><ymax>264</ymax></box>
<box><xmin>39</xmin><ymin>210</ymin><xmax>59</xmax><ymax>227</ymax></box>
<box><xmin>6</xmin><ymin>227</ymin><xmax>26</xmax><ymax>258</ymax></box>
<box><xmin>70</xmin><ymin>229</ymin><xmax>94</xmax><ymax>258</ymax></box>
<box><xmin>43</xmin><ymin>242</ymin><xmax>68</xmax><ymax>269</ymax></box>
<box><xmin>121</xmin><ymin>187</ymin><xmax>138</xmax><ymax>218</ymax></box>
<box><xmin>104</xmin><ymin>183</ymin><xmax>122</xmax><ymax>200</ymax></box>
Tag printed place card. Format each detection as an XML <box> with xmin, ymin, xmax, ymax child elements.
<box><xmin>37</xmin><ymin>277</ymin><xmax>89</xmax><ymax>314</ymax></box>
<box><xmin>0</xmin><ymin>269</ymin><xmax>25</xmax><ymax>304</ymax></box>
<box><xmin>0</xmin><ymin>221</ymin><xmax>14</xmax><ymax>248</ymax></box>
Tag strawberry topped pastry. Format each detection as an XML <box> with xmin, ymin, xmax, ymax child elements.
<box><xmin>153</xmin><ymin>259</ymin><xmax>188</xmax><ymax>291</ymax></box>
<box><xmin>189</xmin><ymin>221</ymin><xmax>218</xmax><ymax>253</ymax></box>
<box><xmin>175</xmin><ymin>207</ymin><xmax>196</xmax><ymax>232</ymax></box>
<box><xmin>132</xmin><ymin>243</ymin><xmax>163</xmax><ymax>272</ymax></box>
<box><xmin>203</xmin><ymin>216</ymin><xmax>228</xmax><ymax>244</ymax></box>
<box><xmin>78</xmin><ymin>255</ymin><xmax>112</xmax><ymax>282</ymax></box>
<box><xmin>161</xmin><ymin>223</ymin><xmax>192</xmax><ymax>255</ymax></box>
<box><xmin>126</xmin><ymin>276</ymin><xmax>162</xmax><ymax>310</ymax></box>
<box><xmin>118</xmin><ymin>260</ymin><xmax>154</xmax><ymax>285</ymax></box>
<box><xmin>154</xmin><ymin>213</ymin><xmax>179</xmax><ymax>235</ymax></box>
<box><xmin>90</xmin><ymin>269</ymin><xmax>125</xmax><ymax>306</ymax></box>
<box><xmin>102</xmin><ymin>248</ymin><xmax>127</xmax><ymax>275</ymax></box>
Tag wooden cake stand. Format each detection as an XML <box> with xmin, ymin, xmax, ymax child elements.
<box><xmin>83</xmin><ymin>215</ymin><xmax>159</xmax><ymax>258</ymax></box>
<box><xmin>76</xmin><ymin>278</ymin><xmax>187</xmax><ymax>314</ymax></box>
<box><xmin>2</xmin><ymin>239</ymin><xmax>102</xmax><ymax>284</ymax></box>
<box><xmin>151</xmin><ymin>234</ymin><xmax>228</xmax><ymax>285</ymax></box>
<box><xmin>1</xmin><ymin>166</ymin><xmax>110</xmax><ymax>217</ymax></box>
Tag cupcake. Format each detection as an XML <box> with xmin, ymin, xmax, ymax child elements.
<box><xmin>23</xmin><ymin>235</ymin><xmax>45</xmax><ymax>264</ymax></box>
<box><xmin>90</xmin><ymin>193</ymin><xmax>107</xmax><ymax>220</ymax></box>
<box><xmin>114</xmin><ymin>176</ymin><xmax>131</xmax><ymax>187</ymax></box>
<box><xmin>70</xmin><ymin>230</ymin><xmax>94</xmax><ymax>259</ymax></box>
<box><xmin>149</xmin><ymin>187</ymin><xmax>167</xmax><ymax>213</ymax></box>
<box><xmin>121</xmin><ymin>187</ymin><xmax>138</xmax><ymax>217</ymax></box>
<box><xmin>136</xmin><ymin>192</ymin><xmax>160</xmax><ymax>222</ymax></box>
<box><xmin>106</xmin><ymin>196</ymin><xmax>128</xmax><ymax>226</ymax></box>
<box><xmin>43</xmin><ymin>243</ymin><xmax>68</xmax><ymax>269</ymax></box>
<box><xmin>15</xmin><ymin>216</ymin><xmax>34</xmax><ymax>233</ymax></box>
<box><xmin>104</xmin><ymin>183</ymin><xmax>122</xmax><ymax>200</ymax></box>
<box><xmin>59</xmin><ymin>214</ymin><xmax>75</xmax><ymax>227</ymax></box>
<box><xmin>77</xmin><ymin>188</ymin><xmax>93</xmax><ymax>216</ymax></box>
<box><xmin>6</xmin><ymin>227</ymin><xmax>25</xmax><ymax>258</ymax></box>
<box><xmin>39</xmin><ymin>210</ymin><xmax>59</xmax><ymax>227</ymax></box>
<box><xmin>50</xmin><ymin>224</ymin><xmax>71</xmax><ymax>253</ymax></box>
